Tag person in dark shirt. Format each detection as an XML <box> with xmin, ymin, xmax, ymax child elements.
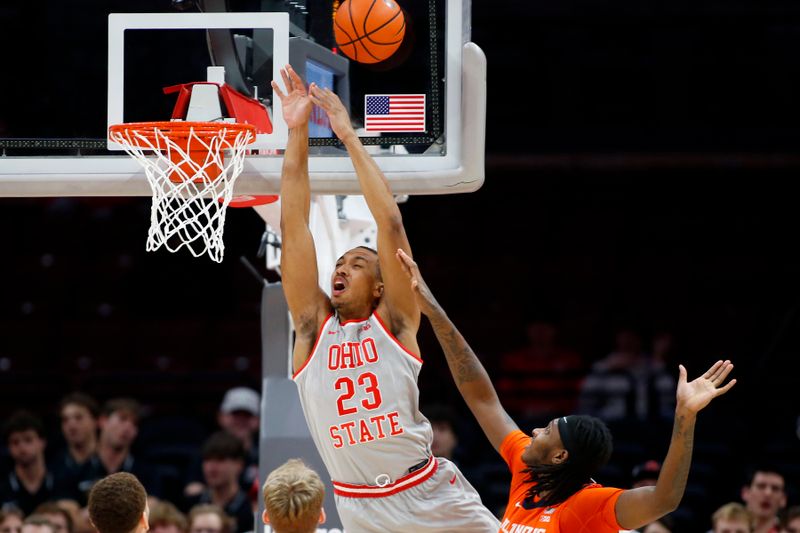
<box><xmin>216</xmin><ymin>388</ymin><xmax>260</xmax><ymax>493</ymax></box>
<box><xmin>0</xmin><ymin>411</ymin><xmax>75</xmax><ymax>514</ymax></box>
<box><xmin>51</xmin><ymin>393</ymin><xmax>99</xmax><ymax>486</ymax></box>
<box><xmin>184</xmin><ymin>433</ymin><xmax>252</xmax><ymax>533</ymax></box>
<box><xmin>75</xmin><ymin>398</ymin><xmax>160</xmax><ymax>503</ymax></box>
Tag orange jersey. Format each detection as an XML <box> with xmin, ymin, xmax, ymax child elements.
<box><xmin>499</xmin><ymin>430</ymin><xmax>624</xmax><ymax>532</ymax></box>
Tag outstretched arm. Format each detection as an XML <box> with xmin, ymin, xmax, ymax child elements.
<box><xmin>310</xmin><ymin>87</ymin><xmax>420</xmax><ymax>342</ymax></box>
<box><xmin>395</xmin><ymin>249</ymin><xmax>518</xmax><ymax>451</ymax></box>
<box><xmin>271</xmin><ymin>66</ymin><xmax>331</xmax><ymax>371</ymax></box>
<box><xmin>614</xmin><ymin>361</ymin><xmax>737</xmax><ymax>529</ymax></box>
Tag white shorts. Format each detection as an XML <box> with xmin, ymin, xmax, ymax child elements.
<box><xmin>333</xmin><ymin>457</ymin><xmax>500</xmax><ymax>533</ymax></box>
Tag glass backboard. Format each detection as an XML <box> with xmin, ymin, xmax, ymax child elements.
<box><xmin>0</xmin><ymin>0</ymin><xmax>485</xmax><ymax>196</ymax></box>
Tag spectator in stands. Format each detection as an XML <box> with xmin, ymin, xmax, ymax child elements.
<box><xmin>77</xmin><ymin>398</ymin><xmax>159</xmax><ymax>502</ymax></box>
<box><xmin>217</xmin><ymin>388</ymin><xmax>260</xmax><ymax>491</ymax></box>
<box><xmin>261</xmin><ymin>459</ymin><xmax>325</xmax><ymax>533</ymax></box>
<box><xmin>186</xmin><ymin>389</ymin><xmax>261</xmax><ymax>500</ymax></box>
<box><xmin>20</xmin><ymin>516</ymin><xmax>54</xmax><ymax>533</ymax></box>
<box><xmin>0</xmin><ymin>411</ymin><xmax>70</xmax><ymax>514</ymax></box>
<box><xmin>52</xmin><ymin>500</ymin><xmax>90</xmax><ymax>533</ymax></box>
<box><xmin>631</xmin><ymin>459</ymin><xmax>661</xmax><ymax>489</ymax></box>
<box><xmin>32</xmin><ymin>503</ymin><xmax>72</xmax><ymax>533</ymax></box>
<box><xmin>423</xmin><ymin>404</ymin><xmax>459</xmax><ymax>461</ymax></box>
<box><xmin>631</xmin><ymin>460</ymin><xmax>667</xmax><ymax>531</ymax></box>
<box><xmin>187</xmin><ymin>505</ymin><xmax>234</xmax><ymax>533</ymax></box>
<box><xmin>711</xmin><ymin>502</ymin><xmax>753</xmax><ymax>533</ymax></box>
<box><xmin>87</xmin><ymin>473</ymin><xmax>149</xmax><ymax>533</ymax></box>
<box><xmin>781</xmin><ymin>506</ymin><xmax>800</xmax><ymax>533</ymax></box>
<box><xmin>54</xmin><ymin>393</ymin><xmax>99</xmax><ymax>483</ymax></box>
<box><xmin>741</xmin><ymin>466</ymin><xmax>786</xmax><ymax>533</ymax></box>
<box><xmin>495</xmin><ymin>317</ymin><xmax>584</xmax><ymax>422</ymax></box>
<box><xmin>185</xmin><ymin>433</ymin><xmax>252</xmax><ymax>533</ymax></box>
<box><xmin>148</xmin><ymin>502</ymin><xmax>187</xmax><ymax>533</ymax></box>
<box><xmin>641</xmin><ymin>514</ymin><xmax>674</xmax><ymax>532</ymax></box>
<box><xmin>0</xmin><ymin>508</ymin><xmax>24</xmax><ymax>533</ymax></box>
<box><xmin>578</xmin><ymin>326</ymin><xmax>676</xmax><ymax>422</ymax></box>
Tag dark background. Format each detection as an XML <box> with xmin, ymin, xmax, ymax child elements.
<box><xmin>2</xmin><ymin>0</ymin><xmax>800</xmax><ymax>531</ymax></box>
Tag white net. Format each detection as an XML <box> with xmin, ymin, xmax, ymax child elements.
<box><xmin>109</xmin><ymin>122</ymin><xmax>255</xmax><ymax>263</ymax></box>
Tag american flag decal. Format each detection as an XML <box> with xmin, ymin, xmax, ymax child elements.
<box><xmin>364</xmin><ymin>94</ymin><xmax>426</xmax><ymax>133</ymax></box>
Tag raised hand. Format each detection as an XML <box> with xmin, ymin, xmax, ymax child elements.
<box><xmin>270</xmin><ymin>65</ymin><xmax>312</xmax><ymax>129</ymax></box>
<box><xmin>308</xmin><ymin>85</ymin><xmax>356</xmax><ymax>143</ymax></box>
<box><xmin>395</xmin><ymin>249</ymin><xmax>441</xmax><ymax>317</ymax></box>
<box><xmin>676</xmin><ymin>360</ymin><xmax>736</xmax><ymax>414</ymax></box>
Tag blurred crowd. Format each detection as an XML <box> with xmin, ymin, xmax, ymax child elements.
<box><xmin>0</xmin><ymin>388</ymin><xmax>261</xmax><ymax>533</ymax></box>
<box><xmin>1</xmin><ymin>321</ymin><xmax>798</xmax><ymax>533</ymax></box>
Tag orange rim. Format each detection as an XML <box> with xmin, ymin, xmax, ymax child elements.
<box><xmin>108</xmin><ymin>121</ymin><xmax>257</xmax><ymax>146</ymax></box>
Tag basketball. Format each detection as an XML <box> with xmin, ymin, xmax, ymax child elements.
<box><xmin>334</xmin><ymin>0</ymin><xmax>406</xmax><ymax>64</ymax></box>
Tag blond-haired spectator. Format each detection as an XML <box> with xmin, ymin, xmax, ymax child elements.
<box><xmin>187</xmin><ymin>505</ymin><xmax>234</xmax><ymax>533</ymax></box>
<box><xmin>0</xmin><ymin>509</ymin><xmax>24</xmax><ymax>533</ymax></box>
<box><xmin>261</xmin><ymin>460</ymin><xmax>325</xmax><ymax>533</ymax></box>
<box><xmin>148</xmin><ymin>502</ymin><xmax>187</xmax><ymax>533</ymax></box>
<box><xmin>21</xmin><ymin>516</ymin><xmax>55</xmax><ymax>533</ymax></box>
<box><xmin>32</xmin><ymin>503</ymin><xmax>72</xmax><ymax>533</ymax></box>
<box><xmin>712</xmin><ymin>502</ymin><xmax>753</xmax><ymax>533</ymax></box>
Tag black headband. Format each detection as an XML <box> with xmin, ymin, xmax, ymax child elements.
<box><xmin>557</xmin><ymin>416</ymin><xmax>575</xmax><ymax>454</ymax></box>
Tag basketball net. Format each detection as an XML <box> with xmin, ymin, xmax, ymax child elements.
<box><xmin>109</xmin><ymin>121</ymin><xmax>256</xmax><ymax>263</ymax></box>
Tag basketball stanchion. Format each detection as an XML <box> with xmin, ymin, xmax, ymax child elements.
<box><xmin>108</xmin><ymin>121</ymin><xmax>256</xmax><ymax>263</ymax></box>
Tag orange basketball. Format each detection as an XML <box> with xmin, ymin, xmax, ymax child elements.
<box><xmin>334</xmin><ymin>0</ymin><xmax>406</xmax><ymax>64</ymax></box>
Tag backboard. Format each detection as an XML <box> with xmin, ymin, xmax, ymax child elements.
<box><xmin>0</xmin><ymin>0</ymin><xmax>486</xmax><ymax>197</ymax></box>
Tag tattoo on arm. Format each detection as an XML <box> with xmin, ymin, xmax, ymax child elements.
<box><xmin>430</xmin><ymin>314</ymin><xmax>489</xmax><ymax>386</ymax></box>
<box><xmin>665</xmin><ymin>413</ymin><xmax>695</xmax><ymax>504</ymax></box>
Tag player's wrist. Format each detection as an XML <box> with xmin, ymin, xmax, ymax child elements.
<box><xmin>674</xmin><ymin>403</ymin><xmax>699</xmax><ymax>418</ymax></box>
<box><xmin>339</xmin><ymin>129</ymin><xmax>360</xmax><ymax>147</ymax></box>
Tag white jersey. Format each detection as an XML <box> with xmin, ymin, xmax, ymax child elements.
<box><xmin>293</xmin><ymin>311</ymin><xmax>433</xmax><ymax>486</ymax></box>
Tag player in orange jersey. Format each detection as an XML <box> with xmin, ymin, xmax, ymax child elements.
<box><xmin>395</xmin><ymin>248</ymin><xmax>737</xmax><ymax>532</ymax></box>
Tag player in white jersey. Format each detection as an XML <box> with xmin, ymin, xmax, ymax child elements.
<box><xmin>271</xmin><ymin>65</ymin><xmax>499</xmax><ymax>532</ymax></box>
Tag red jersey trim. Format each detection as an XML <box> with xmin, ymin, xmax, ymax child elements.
<box><xmin>292</xmin><ymin>313</ymin><xmax>334</xmax><ymax>380</ymax></box>
<box><xmin>338</xmin><ymin>315</ymin><xmax>371</xmax><ymax>325</ymax></box>
<box><xmin>333</xmin><ymin>457</ymin><xmax>437</xmax><ymax>498</ymax></box>
<box><xmin>373</xmin><ymin>311</ymin><xmax>423</xmax><ymax>364</ymax></box>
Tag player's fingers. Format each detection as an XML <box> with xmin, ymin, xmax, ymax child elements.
<box><xmin>712</xmin><ymin>362</ymin><xmax>734</xmax><ymax>385</ymax></box>
<box><xmin>678</xmin><ymin>364</ymin><xmax>687</xmax><ymax>384</ymax></box>
<box><xmin>270</xmin><ymin>81</ymin><xmax>286</xmax><ymax>101</ymax></box>
<box><xmin>702</xmin><ymin>360</ymin><xmax>724</xmax><ymax>380</ymax></box>
<box><xmin>395</xmin><ymin>250</ymin><xmax>412</xmax><ymax>275</ymax></box>
<box><xmin>401</xmin><ymin>250</ymin><xmax>419</xmax><ymax>273</ymax></box>
<box><xmin>280</xmin><ymin>67</ymin><xmax>292</xmax><ymax>91</ymax></box>
<box><xmin>708</xmin><ymin>360</ymin><xmax>729</xmax><ymax>382</ymax></box>
<box><xmin>714</xmin><ymin>378</ymin><xmax>737</xmax><ymax>396</ymax></box>
<box><xmin>309</xmin><ymin>86</ymin><xmax>326</xmax><ymax>106</ymax></box>
<box><xmin>288</xmin><ymin>65</ymin><xmax>304</xmax><ymax>88</ymax></box>
<box><xmin>308</xmin><ymin>92</ymin><xmax>323</xmax><ymax>107</ymax></box>
<box><xmin>397</xmin><ymin>249</ymin><xmax>417</xmax><ymax>271</ymax></box>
